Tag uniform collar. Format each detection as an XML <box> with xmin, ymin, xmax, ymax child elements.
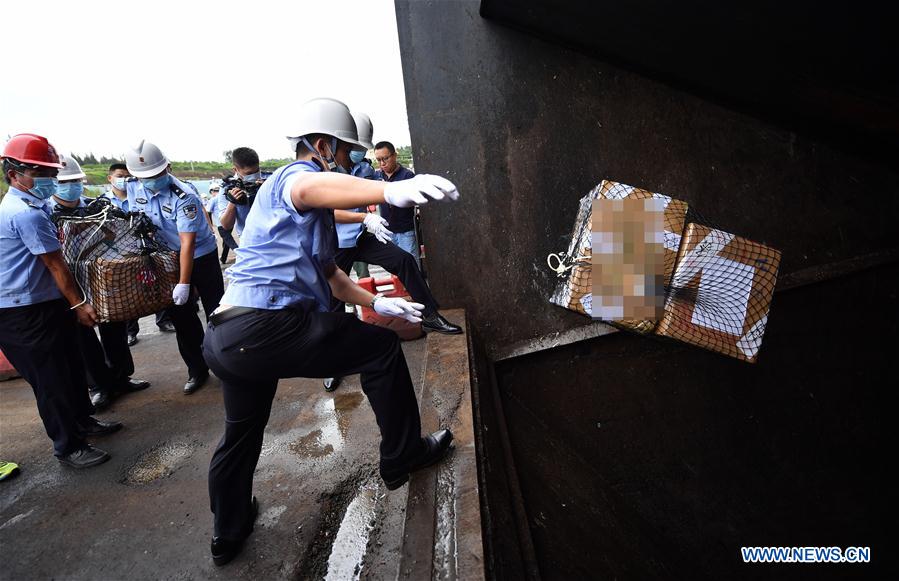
<box><xmin>8</xmin><ymin>186</ymin><xmax>48</xmax><ymax>206</ymax></box>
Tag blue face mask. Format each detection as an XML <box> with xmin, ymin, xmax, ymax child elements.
<box><xmin>112</xmin><ymin>177</ymin><xmax>128</xmax><ymax>191</ymax></box>
<box><xmin>140</xmin><ymin>173</ymin><xmax>171</xmax><ymax>193</ymax></box>
<box><xmin>22</xmin><ymin>175</ymin><xmax>58</xmax><ymax>200</ymax></box>
<box><xmin>349</xmin><ymin>150</ymin><xmax>366</xmax><ymax>164</ymax></box>
<box><xmin>56</xmin><ymin>182</ymin><xmax>84</xmax><ymax>202</ymax></box>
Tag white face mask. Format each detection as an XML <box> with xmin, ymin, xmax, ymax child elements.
<box><xmin>238</xmin><ymin>171</ymin><xmax>261</xmax><ymax>182</ymax></box>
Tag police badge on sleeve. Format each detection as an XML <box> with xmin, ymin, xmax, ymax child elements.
<box><xmin>183</xmin><ymin>204</ymin><xmax>198</xmax><ymax>220</ymax></box>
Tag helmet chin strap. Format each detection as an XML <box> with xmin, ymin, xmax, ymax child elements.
<box><xmin>301</xmin><ymin>136</ymin><xmax>339</xmax><ymax>171</ymax></box>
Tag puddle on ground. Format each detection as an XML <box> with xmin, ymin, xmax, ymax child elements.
<box><xmin>263</xmin><ymin>390</ymin><xmax>365</xmax><ymax>460</ymax></box>
<box><xmin>121</xmin><ymin>441</ymin><xmax>196</xmax><ymax>485</ymax></box>
<box><xmin>258</xmin><ymin>504</ymin><xmax>287</xmax><ymax>528</ymax></box>
<box><xmin>324</xmin><ymin>481</ymin><xmax>380</xmax><ymax>581</ymax></box>
<box><xmin>289</xmin><ymin>429</ymin><xmax>334</xmax><ymax>458</ymax></box>
<box><xmin>434</xmin><ymin>457</ymin><xmax>458</xmax><ymax>581</ymax></box>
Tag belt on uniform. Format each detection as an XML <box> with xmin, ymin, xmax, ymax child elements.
<box><xmin>209</xmin><ymin>306</ymin><xmax>258</xmax><ymax>327</ymax></box>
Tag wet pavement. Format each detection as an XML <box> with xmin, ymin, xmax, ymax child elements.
<box><xmin>0</xmin><ymin>306</ymin><xmax>478</xmax><ymax>580</ymax></box>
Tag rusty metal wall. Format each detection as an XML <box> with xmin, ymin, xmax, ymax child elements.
<box><xmin>394</xmin><ymin>0</ymin><xmax>896</xmax><ymax>578</ymax></box>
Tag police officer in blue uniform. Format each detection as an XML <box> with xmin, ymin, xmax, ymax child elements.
<box><xmin>125</xmin><ymin>140</ymin><xmax>224</xmax><ymax>394</ymax></box>
<box><xmin>323</xmin><ymin>111</ymin><xmax>462</xmax><ymax>393</ymax></box>
<box><xmin>50</xmin><ymin>155</ymin><xmax>151</xmax><ymax>409</ymax></box>
<box><xmin>203</xmin><ymin>98</ymin><xmax>460</xmax><ymax>566</ymax></box>
<box><xmin>104</xmin><ymin>162</ymin><xmax>177</xmax><ymax>336</ymax></box>
<box><xmin>0</xmin><ymin>134</ymin><xmax>122</xmax><ymax>469</ymax></box>
<box><xmin>205</xmin><ymin>182</ymin><xmax>238</xmax><ymax>264</ymax></box>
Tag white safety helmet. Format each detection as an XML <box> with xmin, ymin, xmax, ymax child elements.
<box><xmin>287</xmin><ymin>97</ymin><xmax>367</xmax><ymax>154</ymax></box>
<box><xmin>125</xmin><ymin>140</ymin><xmax>169</xmax><ymax>178</ymax></box>
<box><xmin>351</xmin><ymin>111</ymin><xmax>374</xmax><ymax>150</ymax></box>
<box><xmin>57</xmin><ymin>154</ymin><xmax>86</xmax><ymax>181</ymax></box>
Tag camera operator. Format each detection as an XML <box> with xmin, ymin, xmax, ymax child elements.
<box><xmin>219</xmin><ymin>147</ymin><xmax>265</xmax><ymax>237</ymax></box>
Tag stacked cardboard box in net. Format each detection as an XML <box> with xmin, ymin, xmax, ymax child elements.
<box><xmin>550</xmin><ymin>180</ymin><xmax>781</xmax><ymax>363</ymax></box>
<box><xmin>58</xmin><ymin>214</ymin><xmax>179</xmax><ymax>323</ymax></box>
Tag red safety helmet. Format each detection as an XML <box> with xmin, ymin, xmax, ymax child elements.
<box><xmin>1</xmin><ymin>133</ymin><xmax>63</xmax><ymax>169</ymax></box>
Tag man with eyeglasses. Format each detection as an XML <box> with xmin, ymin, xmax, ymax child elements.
<box><xmin>374</xmin><ymin>141</ymin><xmax>420</xmax><ymax>263</ymax></box>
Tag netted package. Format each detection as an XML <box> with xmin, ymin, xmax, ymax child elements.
<box><xmin>653</xmin><ymin>223</ymin><xmax>781</xmax><ymax>363</ymax></box>
<box><xmin>56</xmin><ymin>206</ymin><xmax>178</xmax><ymax>322</ymax></box>
<box><xmin>592</xmin><ymin>180</ymin><xmax>688</xmax><ymax>333</ymax></box>
<box><xmin>548</xmin><ymin>194</ymin><xmax>593</xmax><ymax>316</ymax></box>
<box><xmin>548</xmin><ymin>179</ymin><xmax>688</xmax><ymax>332</ymax></box>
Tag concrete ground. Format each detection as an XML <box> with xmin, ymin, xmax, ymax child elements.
<box><xmin>0</xmin><ymin>308</ymin><xmax>430</xmax><ymax>580</ymax></box>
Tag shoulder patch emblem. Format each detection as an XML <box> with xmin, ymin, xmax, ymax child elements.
<box><xmin>183</xmin><ymin>204</ymin><xmax>198</xmax><ymax>220</ymax></box>
<box><xmin>20</xmin><ymin>198</ymin><xmax>42</xmax><ymax>210</ymax></box>
<box><xmin>135</xmin><ymin>197</ymin><xmax>148</xmax><ymax>205</ymax></box>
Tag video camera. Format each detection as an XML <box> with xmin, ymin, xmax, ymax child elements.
<box><xmin>221</xmin><ymin>173</ymin><xmax>270</xmax><ymax>207</ymax></box>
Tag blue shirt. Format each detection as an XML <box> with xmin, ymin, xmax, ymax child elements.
<box><xmin>0</xmin><ymin>187</ymin><xmax>63</xmax><ymax>308</ymax></box>
<box><xmin>221</xmin><ymin>160</ymin><xmax>337</xmax><ymax>311</ymax></box>
<box><xmin>126</xmin><ymin>176</ymin><xmax>217</xmax><ymax>257</ymax></box>
<box><xmin>336</xmin><ymin>161</ymin><xmax>377</xmax><ymax>249</ymax></box>
<box><xmin>376</xmin><ymin>165</ymin><xmax>416</xmax><ymax>233</ymax></box>
<box><xmin>205</xmin><ymin>194</ymin><xmax>223</xmax><ymax>228</ymax></box>
<box><xmin>102</xmin><ymin>190</ymin><xmax>130</xmax><ymax>211</ymax></box>
<box><xmin>218</xmin><ymin>183</ymin><xmax>252</xmax><ymax>236</ymax></box>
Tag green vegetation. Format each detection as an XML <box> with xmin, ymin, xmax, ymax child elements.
<box><xmin>78</xmin><ymin>159</ymin><xmax>293</xmax><ymax>184</ymax></box>
<box><xmin>395</xmin><ymin>145</ymin><xmax>413</xmax><ymax>170</ymax></box>
<box><xmin>0</xmin><ymin>146</ymin><xmax>414</xmax><ymax>197</ymax></box>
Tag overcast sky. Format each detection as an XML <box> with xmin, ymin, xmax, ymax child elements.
<box><xmin>0</xmin><ymin>0</ymin><xmax>411</xmax><ymax>162</ymax></box>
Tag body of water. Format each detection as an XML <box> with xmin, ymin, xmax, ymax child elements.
<box><xmin>85</xmin><ymin>179</ymin><xmax>218</xmax><ymax>199</ymax></box>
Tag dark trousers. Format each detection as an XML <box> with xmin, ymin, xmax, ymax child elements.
<box><xmin>217</xmin><ymin>226</ymin><xmax>238</xmax><ymax>263</ymax></box>
<box><xmin>170</xmin><ymin>251</ymin><xmax>225</xmax><ymax>377</ymax></box>
<box><xmin>77</xmin><ymin>324</ymin><xmax>125</xmax><ymax>393</ymax></box>
<box><xmin>97</xmin><ymin>321</ymin><xmax>135</xmax><ymax>385</ymax></box>
<box><xmin>0</xmin><ymin>299</ymin><xmax>93</xmax><ymax>456</ymax></box>
<box><xmin>155</xmin><ymin>309</ymin><xmax>173</xmax><ymax>328</ymax></box>
<box><xmin>127</xmin><ymin>310</ymin><xmax>172</xmax><ymax>334</ymax></box>
<box><xmin>203</xmin><ymin>306</ymin><xmax>423</xmax><ymax>539</ymax></box>
<box><xmin>333</xmin><ymin>232</ymin><xmax>439</xmax><ymax>315</ymax></box>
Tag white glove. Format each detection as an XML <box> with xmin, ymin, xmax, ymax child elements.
<box><xmin>373</xmin><ymin>296</ymin><xmax>426</xmax><ymax>323</ymax></box>
<box><xmin>383</xmin><ymin>174</ymin><xmax>460</xmax><ymax>208</ymax></box>
<box><xmin>363</xmin><ymin>213</ymin><xmax>394</xmax><ymax>244</ymax></box>
<box><xmin>172</xmin><ymin>283</ymin><xmax>191</xmax><ymax>306</ymax></box>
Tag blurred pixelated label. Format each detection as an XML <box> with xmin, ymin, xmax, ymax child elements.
<box><xmin>591</xmin><ymin>197</ymin><xmax>666</xmax><ymax>322</ymax></box>
<box><xmin>655</xmin><ymin>224</ymin><xmax>781</xmax><ymax>363</ymax></box>
<box><xmin>548</xmin><ymin>180</ymin><xmax>688</xmax><ymax>333</ymax></box>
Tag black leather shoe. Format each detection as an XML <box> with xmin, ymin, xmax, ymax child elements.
<box><xmin>184</xmin><ymin>372</ymin><xmax>209</xmax><ymax>395</ymax></box>
<box><xmin>58</xmin><ymin>445</ymin><xmax>110</xmax><ymax>469</ymax></box>
<box><xmin>77</xmin><ymin>416</ymin><xmax>123</xmax><ymax>437</ymax></box>
<box><xmin>381</xmin><ymin>429</ymin><xmax>454</xmax><ymax>490</ymax></box>
<box><xmin>158</xmin><ymin>321</ymin><xmax>176</xmax><ymax>333</ymax></box>
<box><xmin>127</xmin><ymin>334</ymin><xmax>139</xmax><ymax>346</ymax></box>
<box><xmin>211</xmin><ymin>497</ymin><xmax>258</xmax><ymax>566</ymax></box>
<box><xmin>89</xmin><ymin>388</ymin><xmax>110</xmax><ymax>410</ymax></box>
<box><xmin>119</xmin><ymin>378</ymin><xmax>151</xmax><ymax>393</ymax></box>
<box><xmin>421</xmin><ymin>313</ymin><xmax>463</xmax><ymax>335</ymax></box>
<box><xmin>323</xmin><ymin>377</ymin><xmax>342</xmax><ymax>392</ymax></box>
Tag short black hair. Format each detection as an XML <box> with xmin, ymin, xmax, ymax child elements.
<box><xmin>374</xmin><ymin>141</ymin><xmax>395</xmax><ymax>154</ymax></box>
<box><xmin>231</xmin><ymin>147</ymin><xmax>260</xmax><ymax>169</ymax></box>
<box><xmin>2</xmin><ymin>160</ymin><xmax>13</xmax><ymax>185</ymax></box>
<box><xmin>108</xmin><ymin>162</ymin><xmax>127</xmax><ymax>174</ymax></box>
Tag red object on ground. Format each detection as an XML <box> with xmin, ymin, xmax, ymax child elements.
<box><xmin>0</xmin><ymin>347</ymin><xmax>20</xmax><ymax>381</ymax></box>
<box><xmin>357</xmin><ymin>275</ymin><xmax>425</xmax><ymax>341</ymax></box>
